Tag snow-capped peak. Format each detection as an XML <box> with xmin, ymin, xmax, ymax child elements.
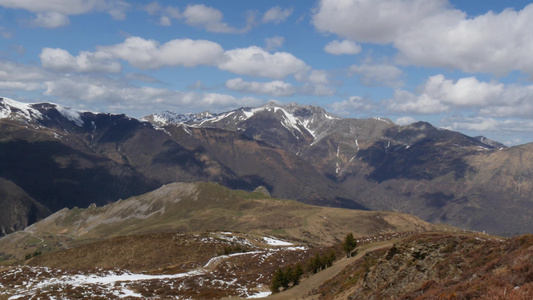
<box><xmin>0</xmin><ymin>97</ymin><xmax>84</xmax><ymax>126</ymax></box>
<box><xmin>0</xmin><ymin>97</ymin><xmax>43</xmax><ymax>121</ymax></box>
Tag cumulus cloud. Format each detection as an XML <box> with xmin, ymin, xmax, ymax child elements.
<box><xmin>219</xmin><ymin>46</ymin><xmax>310</xmax><ymax>79</ymax></box>
<box><xmin>331</xmin><ymin>96</ymin><xmax>376</xmax><ymax>115</ymax></box>
<box><xmin>98</xmin><ymin>36</ymin><xmax>224</xmax><ymax>69</ymax></box>
<box><xmin>264</xmin><ymin>36</ymin><xmax>285</xmax><ymax>51</ymax></box>
<box><xmin>395</xmin><ymin>116</ymin><xmax>417</xmax><ymax>126</ymax></box>
<box><xmin>300</xmin><ymin>83</ymin><xmax>336</xmax><ymax>96</ymax></box>
<box><xmin>388</xmin><ymin>89</ymin><xmax>449</xmax><ymax>114</ymax></box>
<box><xmin>0</xmin><ymin>60</ymin><xmax>53</xmax><ymax>82</ymax></box>
<box><xmin>442</xmin><ymin>117</ymin><xmax>533</xmax><ymax>145</ymax></box>
<box><xmin>30</xmin><ymin>12</ymin><xmax>70</xmax><ymax>28</ymax></box>
<box><xmin>0</xmin><ymin>0</ymin><xmax>129</xmax><ymax>27</ymax></box>
<box><xmin>387</xmin><ymin>74</ymin><xmax>533</xmax><ymax>117</ymax></box>
<box><xmin>313</xmin><ymin>0</ymin><xmax>448</xmax><ymax>44</ymax></box>
<box><xmin>324</xmin><ymin>40</ymin><xmax>361</xmax><ymax>55</ymax></box>
<box><xmin>350</xmin><ymin>63</ymin><xmax>403</xmax><ymax>88</ymax></box>
<box><xmin>43</xmin><ymin>75</ymin><xmax>263</xmax><ymax>114</ymax></box>
<box><xmin>226</xmin><ymin>77</ymin><xmax>335</xmax><ymax>97</ymax></box>
<box><xmin>226</xmin><ymin>78</ymin><xmax>295</xmax><ymax>97</ymax></box>
<box><xmin>312</xmin><ymin>0</ymin><xmax>533</xmax><ymax>76</ymax></box>
<box><xmin>40</xmin><ymin>48</ymin><xmax>121</xmax><ymax>73</ymax></box>
<box><xmin>40</xmin><ymin>37</ymin><xmax>313</xmax><ymax>80</ymax></box>
<box><xmin>295</xmin><ymin>70</ymin><xmax>330</xmax><ymax>85</ymax></box>
<box><xmin>182</xmin><ymin>4</ymin><xmax>255</xmax><ymax>33</ymax></box>
<box><xmin>0</xmin><ymin>60</ymin><xmax>53</xmax><ymax>94</ymax></box>
<box><xmin>142</xmin><ymin>1</ymin><xmax>180</xmax><ymax>26</ymax></box>
<box><xmin>262</xmin><ymin>6</ymin><xmax>293</xmax><ymax>24</ymax></box>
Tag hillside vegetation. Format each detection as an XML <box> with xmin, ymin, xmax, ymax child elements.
<box><xmin>0</xmin><ymin>182</ymin><xmax>434</xmax><ymax>262</ymax></box>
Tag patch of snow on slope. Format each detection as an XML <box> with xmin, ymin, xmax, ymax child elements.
<box><xmin>263</xmin><ymin>237</ymin><xmax>293</xmax><ymax>246</ymax></box>
<box><xmin>150</xmin><ymin>114</ymin><xmax>169</xmax><ymax>126</ymax></box>
<box><xmin>373</xmin><ymin>117</ymin><xmax>391</xmax><ymax>124</ymax></box>
<box><xmin>301</xmin><ymin>119</ymin><xmax>316</xmax><ymax>138</ymax></box>
<box><xmin>247</xmin><ymin>291</ymin><xmax>272</xmax><ymax>298</ymax></box>
<box><xmin>55</xmin><ymin>105</ymin><xmax>84</xmax><ymax>126</ymax></box>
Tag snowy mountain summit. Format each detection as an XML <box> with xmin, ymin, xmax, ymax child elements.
<box><xmin>0</xmin><ymin>97</ymin><xmax>84</xmax><ymax>126</ymax></box>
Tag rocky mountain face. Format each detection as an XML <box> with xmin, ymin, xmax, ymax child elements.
<box><xmin>2</xmin><ymin>97</ymin><xmax>533</xmax><ymax>236</ymax></box>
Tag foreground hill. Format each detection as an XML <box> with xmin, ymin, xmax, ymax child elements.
<box><xmin>2</xmin><ymin>97</ymin><xmax>533</xmax><ymax>235</ymax></box>
<box><xmin>0</xmin><ymin>182</ymin><xmax>434</xmax><ymax>262</ymax></box>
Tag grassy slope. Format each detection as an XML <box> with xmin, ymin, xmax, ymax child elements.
<box><xmin>0</xmin><ymin>182</ymin><xmax>435</xmax><ymax>262</ymax></box>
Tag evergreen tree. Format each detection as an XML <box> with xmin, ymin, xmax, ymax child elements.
<box><xmin>326</xmin><ymin>249</ymin><xmax>336</xmax><ymax>267</ymax></box>
<box><xmin>283</xmin><ymin>265</ymin><xmax>293</xmax><ymax>289</ymax></box>
<box><xmin>270</xmin><ymin>268</ymin><xmax>284</xmax><ymax>293</ymax></box>
<box><xmin>343</xmin><ymin>233</ymin><xmax>357</xmax><ymax>257</ymax></box>
<box><xmin>293</xmin><ymin>263</ymin><xmax>304</xmax><ymax>285</ymax></box>
<box><xmin>311</xmin><ymin>252</ymin><xmax>323</xmax><ymax>273</ymax></box>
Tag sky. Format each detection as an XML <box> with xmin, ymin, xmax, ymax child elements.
<box><xmin>0</xmin><ymin>0</ymin><xmax>533</xmax><ymax>145</ymax></box>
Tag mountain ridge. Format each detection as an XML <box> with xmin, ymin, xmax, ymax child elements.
<box><xmin>2</xmin><ymin>97</ymin><xmax>532</xmax><ymax>236</ymax></box>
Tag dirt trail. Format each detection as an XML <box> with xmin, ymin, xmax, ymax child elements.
<box><xmin>266</xmin><ymin>241</ymin><xmax>394</xmax><ymax>300</ymax></box>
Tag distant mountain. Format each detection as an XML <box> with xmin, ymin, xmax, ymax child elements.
<box><xmin>2</xmin><ymin>97</ymin><xmax>533</xmax><ymax>236</ymax></box>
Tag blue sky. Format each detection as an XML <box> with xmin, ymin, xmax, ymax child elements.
<box><xmin>1</xmin><ymin>0</ymin><xmax>533</xmax><ymax>145</ymax></box>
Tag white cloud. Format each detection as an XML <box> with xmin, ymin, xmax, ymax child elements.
<box><xmin>388</xmin><ymin>89</ymin><xmax>449</xmax><ymax>114</ymax></box>
<box><xmin>0</xmin><ymin>0</ymin><xmax>129</xmax><ymax>27</ymax></box>
<box><xmin>143</xmin><ymin>1</ymin><xmax>180</xmax><ymax>26</ymax></box>
<box><xmin>420</xmin><ymin>75</ymin><xmax>504</xmax><ymax>107</ymax></box>
<box><xmin>40</xmin><ymin>37</ymin><xmax>312</xmax><ymax>80</ymax></box>
<box><xmin>324</xmin><ymin>40</ymin><xmax>361</xmax><ymax>55</ymax></box>
<box><xmin>183</xmin><ymin>4</ymin><xmax>244</xmax><ymax>33</ymax></box>
<box><xmin>0</xmin><ymin>60</ymin><xmax>53</xmax><ymax>82</ymax></box>
<box><xmin>226</xmin><ymin>77</ymin><xmax>335</xmax><ymax>97</ymax></box>
<box><xmin>350</xmin><ymin>63</ymin><xmax>403</xmax><ymax>88</ymax></box>
<box><xmin>143</xmin><ymin>1</ymin><xmax>161</xmax><ymax>15</ymax></box>
<box><xmin>98</xmin><ymin>36</ymin><xmax>224</xmax><ymax>69</ymax></box>
<box><xmin>441</xmin><ymin>116</ymin><xmax>533</xmax><ymax>145</ymax></box>
<box><xmin>0</xmin><ymin>60</ymin><xmax>54</xmax><ymax>94</ymax></box>
<box><xmin>264</xmin><ymin>36</ymin><xmax>285</xmax><ymax>51</ymax></box>
<box><xmin>43</xmin><ymin>75</ymin><xmax>263</xmax><ymax>114</ymax></box>
<box><xmin>219</xmin><ymin>46</ymin><xmax>310</xmax><ymax>79</ymax></box>
<box><xmin>30</xmin><ymin>12</ymin><xmax>70</xmax><ymax>28</ymax></box>
<box><xmin>312</xmin><ymin>0</ymin><xmax>533</xmax><ymax>77</ymax></box>
<box><xmin>158</xmin><ymin>16</ymin><xmax>171</xmax><ymax>26</ymax></box>
<box><xmin>0</xmin><ymin>81</ymin><xmax>43</xmax><ymax>91</ymax></box>
<box><xmin>300</xmin><ymin>83</ymin><xmax>336</xmax><ymax>96</ymax></box>
<box><xmin>226</xmin><ymin>78</ymin><xmax>295</xmax><ymax>97</ymax></box>
<box><xmin>40</xmin><ymin>48</ymin><xmax>121</xmax><ymax>73</ymax></box>
<box><xmin>395</xmin><ymin>116</ymin><xmax>416</xmax><ymax>126</ymax></box>
<box><xmin>331</xmin><ymin>96</ymin><xmax>376</xmax><ymax>115</ymax></box>
<box><xmin>313</xmin><ymin>0</ymin><xmax>448</xmax><ymax>44</ymax></box>
<box><xmin>262</xmin><ymin>6</ymin><xmax>293</xmax><ymax>24</ymax></box>
<box><xmin>387</xmin><ymin>74</ymin><xmax>533</xmax><ymax>117</ymax></box>
<box><xmin>295</xmin><ymin>70</ymin><xmax>330</xmax><ymax>85</ymax></box>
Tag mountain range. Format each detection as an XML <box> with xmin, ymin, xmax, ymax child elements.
<box><xmin>1</xmin><ymin>97</ymin><xmax>532</xmax><ymax>236</ymax></box>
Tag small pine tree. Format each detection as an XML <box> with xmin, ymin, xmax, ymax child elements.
<box><xmin>270</xmin><ymin>268</ymin><xmax>284</xmax><ymax>293</ymax></box>
<box><xmin>283</xmin><ymin>265</ymin><xmax>293</xmax><ymax>289</ymax></box>
<box><xmin>326</xmin><ymin>249</ymin><xmax>336</xmax><ymax>267</ymax></box>
<box><xmin>343</xmin><ymin>233</ymin><xmax>357</xmax><ymax>257</ymax></box>
<box><xmin>312</xmin><ymin>252</ymin><xmax>323</xmax><ymax>273</ymax></box>
<box><xmin>293</xmin><ymin>263</ymin><xmax>304</xmax><ymax>285</ymax></box>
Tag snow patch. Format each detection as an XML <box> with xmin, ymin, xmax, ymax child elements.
<box><xmin>247</xmin><ymin>291</ymin><xmax>272</xmax><ymax>298</ymax></box>
<box><xmin>55</xmin><ymin>105</ymin><xmax>84</xmax><ymax>126</ymax></box>
<box><xmin>263</xmin><ymin>237</ymin><xmax>293</xmax><ymax>246</ymax></box>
